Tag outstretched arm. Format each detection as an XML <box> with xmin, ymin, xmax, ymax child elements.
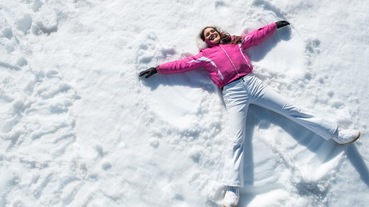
<box><xmin>138</xmin><ymin>52</ymin><xmax>206</xmax><ymax>79</ymax></box>
<box><xmin>241</xmin><ymin>21</ymin><xmax>290</xmax><ymax>50</ymax></box>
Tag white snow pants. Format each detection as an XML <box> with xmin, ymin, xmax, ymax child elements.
<box><xmin>221</xmin><ymin>74</ymin><xmax>338</xmax><ymax>187</ymax></box>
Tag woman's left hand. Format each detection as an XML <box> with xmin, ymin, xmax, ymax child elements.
<box><xmin>276</xmin><ymin>20</ymin><xmax>290</xmax><ymax>29</ymax></box>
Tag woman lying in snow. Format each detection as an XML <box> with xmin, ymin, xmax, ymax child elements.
<box><xmin>139</xmin><ymin>20</ymin><xmax>360</xmax><ymax>207</ymax></box>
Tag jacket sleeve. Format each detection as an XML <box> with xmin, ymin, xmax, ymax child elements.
<box><xmin>240</xmin><ymin>22</ymin><xmax>277</xmax><ymax>50</ymax></box>
<box><xmin>157</xmin><ymin>52</ymin><xmax>206</xmax><ymax>74</ymax></box>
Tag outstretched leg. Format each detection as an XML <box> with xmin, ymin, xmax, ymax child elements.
<box><xmin>222</xmin><ymin>102</ymin><xmax>249</xmax><ymax>187</ymax></box>
<box><xmin>221</xmin><ymin>80</ymin><xmax>250</xmax><ymax>207</ymax></box>
<box><xmin>245</xmin><ymin>74</ymin><xmax>338</xmax><ymax>140</ymax></box>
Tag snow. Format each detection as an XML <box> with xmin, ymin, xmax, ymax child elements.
<box><xmin>1</xmin><ymin>0</ymin><xmax>369</xmax><ymax>206</ymax></box>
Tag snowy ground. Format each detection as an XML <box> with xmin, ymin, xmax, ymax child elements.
<box><xmin>1</xmin><ymin>0</ymin><xmax>369</xmax><ymax>206</ymax></box>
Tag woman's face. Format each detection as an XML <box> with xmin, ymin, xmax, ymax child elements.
<box><xmin>203</xmin><ymin>27</ymin><xmax>220</xmax><ymax>45</ymax></box>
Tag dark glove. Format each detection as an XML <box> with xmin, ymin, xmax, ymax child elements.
<box><xmin>139</xmin><ymin>67</ymin><xmax>157</xmax><ymax>78</ymax></box>
<box><xmin>276</xmin><ymin>20</ymin><xmax>290</xmax><ymax>29</ymax></box>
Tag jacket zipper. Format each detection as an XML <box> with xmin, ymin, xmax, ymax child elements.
<box><xmin>219</xmin><ymin>45</ymin><xmax>241</xmax><ymax>78</ymax></box>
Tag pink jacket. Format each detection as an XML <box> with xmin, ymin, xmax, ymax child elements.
<box><xmin>157</xmin><ymin>23</ymin><xmax>277</xmax><ymax>88</ymax></box>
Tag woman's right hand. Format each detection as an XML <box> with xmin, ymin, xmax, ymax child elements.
<box><xmin>139</xmin><ymin>67</ymin><xmax>157</xmax><ymax>78</ymax></box>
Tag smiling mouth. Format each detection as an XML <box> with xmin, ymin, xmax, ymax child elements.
<box><xmin>209</xmin><ymin>34</ymin><xmax>217</xmax><ymax>41</ymax></box>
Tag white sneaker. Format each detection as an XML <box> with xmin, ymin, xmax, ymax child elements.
<box><xmin>223</xmin><ymin>186</ymin><xmax>239</xmax><ymax>207</ymax></box>
<box><xmin>332</xmin><ymin>128</ymin><xmax>360</xmax><ymax>144</ymax></box>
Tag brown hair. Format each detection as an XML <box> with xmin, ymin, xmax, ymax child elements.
<box><xmin>199</xmin><ymin>26</ymin><xmax>242</xmax><ymax>45</ymax></box>
<box><xmin>200</xmin><ymin>26</ymin><xmax>220</xmax><ymax>41</ymax></box>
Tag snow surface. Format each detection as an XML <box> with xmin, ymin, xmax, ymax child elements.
<box><xmin>1</xmin><ymin>0</ymin><xmax>369</xmax><ymax>206</ymax></box>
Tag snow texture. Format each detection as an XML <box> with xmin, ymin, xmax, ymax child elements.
<box><xmin>0</xmin><ymin>0</ymin><xmax>369</xmax><ymax>206</ymax></box>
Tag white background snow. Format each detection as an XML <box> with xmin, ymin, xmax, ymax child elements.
<box><xmin>1</xmin><ymin>0</ymin><xmax>369</xmax><ymax>206</ymax></box>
